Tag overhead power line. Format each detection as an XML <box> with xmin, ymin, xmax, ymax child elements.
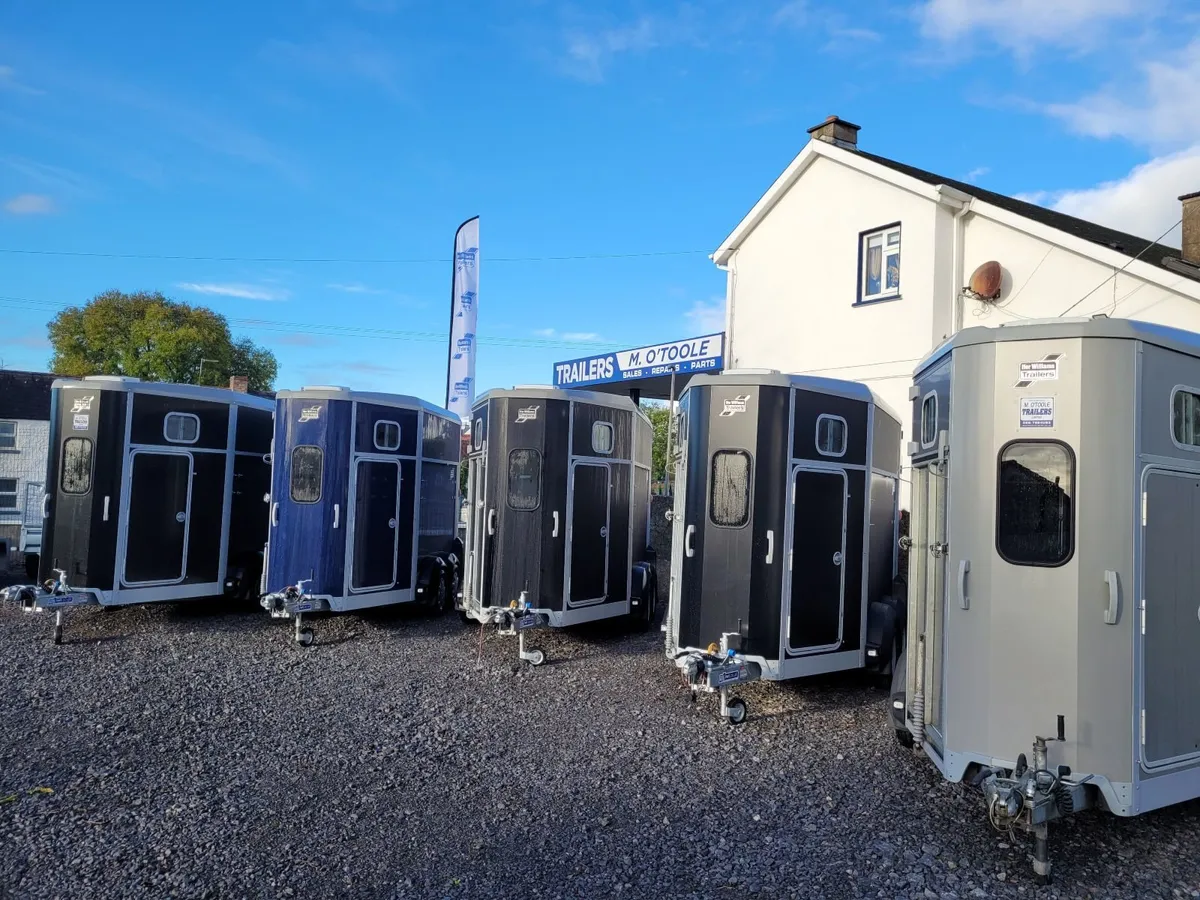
<box><xmin>0</xmin><ymin>247</ymin><xmax>710</xmax><ymax>264</ymax></box>
<box><xmin>0</xmin><ymin>295</ymin><xmax>622</xmax><ymax>351</ymax></box>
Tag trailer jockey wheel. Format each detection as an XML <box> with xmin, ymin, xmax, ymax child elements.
<box><xmin>726</xmin><ymin>698</ymin><xmax>747</xmax><ymax>726</ymax></box>
<box><xmin>296</xmin><ymin>627</ymin><xmax>314</xmax><ymax>647</ymax></box>
<box><xmin>528</xmin><ymin>650</ymin><xmax>545</xmax><ymax>666</ymax></box>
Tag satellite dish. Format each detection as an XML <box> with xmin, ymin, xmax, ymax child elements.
<box><xmin>966</xmin><ymin>260</ymin><xmax>1003</xmax><ymax>302</ymax></box>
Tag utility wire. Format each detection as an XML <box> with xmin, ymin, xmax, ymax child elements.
<box><xmin>1058</xmin><ymin>219</ymin><xmax>1183</xmax><ymax>317</ymax></box>
<box><xmin>0</xmin><ymin>247</ymin><xmax>710</xmax><ymax>264</ymax></box>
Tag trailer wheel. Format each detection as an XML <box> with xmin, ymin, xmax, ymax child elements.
<box><xmin>296</xmin><ymin>627</ymin><xmax>314</xmax><ymax>647</ymax></box>
<box><xmin>894</xmin><ymin>728</ymin><xmax>914</xmax><ymax>749</ymax></box>
<box><xmin>527</xmin><ymin>650</ymin><xmax>545</xmax><ymax>666</ymax></box>
<box><xmin>726</xmin><ymin>698</ymin><xmax>747</xmax><ymax>725</ymax></box>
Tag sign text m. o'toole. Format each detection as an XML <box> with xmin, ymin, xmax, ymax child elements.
<box><xmin>552</xmin><ymin>333</ymin><xmax>725</xmax><ymax>389</ymax></box>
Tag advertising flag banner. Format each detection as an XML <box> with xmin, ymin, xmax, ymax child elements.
<box><xmin>446</xmin><ymin>216</ymin><xmax>479</xmax><ymax>422</ymax></box>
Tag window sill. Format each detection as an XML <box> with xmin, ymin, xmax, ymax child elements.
<box><xmin>0</xmin><ymin>448</ymin><xmax>20</xmax><ymax>453</ymax></box>
<box><xmin>854</xmin><ymin>294</ymin><xmax>902</xmax><ymax>308</ymax></box>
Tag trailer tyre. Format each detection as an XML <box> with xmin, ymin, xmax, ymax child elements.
<box><xmin>528</xmin><ymin>650</ymin><xmax>545</xmax><ymax>666</ymax></box>
<box><xmin>726</xmin><ymin>698</ymin><xmax>747</xmax><ymax>725</ymax></box>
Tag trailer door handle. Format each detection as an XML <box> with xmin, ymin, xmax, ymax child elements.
<box><xmin>271</xmin><ymin>502</ymin><xmax>279</xmax><ymax>526</ymax></box>
<box><xmin>552</xmin><ymin>511</ymin><xmax>559</xmax><ymax>538</ymax></box>
<box><xmin>333</xmin><ymin>503</ymin><xmax>340</xmax><ymax>529</ymax></box>
<box><xmin>957</xmin><ymin>559</ymin><xmax>970</xmax><ymax>610</ymax></box>
<box><xmin>684</xmin><ymin>524</ymin><xmax>695</xmax><ymax>558</ymax></box>
<box><xmin>103</xmin><ymin>496</ymin><xmax>110</xmax><ymax>522</ymax></box>
<box><xmin>42</xmin><ymin>493</ymin><xmax>50</xmax><ymax>519</ymax></box>
<box><xmin>487</xmin><ymin>508</ymin><xmax>496</xmax><ymax>536</ymax></box>
<box><xmin>1104</xmin><ymin>570</ymin><xmax>1120</xmax><ymax>625</ymax></box>
<box><xmin>765</xmin><ymin>529</ymin><xmax>774</xmax><ymax>564</ymax></box>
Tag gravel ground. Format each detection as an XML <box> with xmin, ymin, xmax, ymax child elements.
<box><xmin>2</xmin><ymin>595</ymin><xmax>1199</xmax><ymax>900</ymax></box>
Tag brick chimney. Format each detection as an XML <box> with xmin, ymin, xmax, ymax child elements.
<box><xmin>1182</xmin><ymin>191</ymin><xmax>1200</xmax><ymax>265</ymax></box>
<box><xmin>229</xmin><ymin>375</ymin><xmax>249</xmax><ymax>393</ymax></box>
<box><xmin>807</xmin><ymin>115</ymin><xmax>860</xmax><ymax>150</ymax></box>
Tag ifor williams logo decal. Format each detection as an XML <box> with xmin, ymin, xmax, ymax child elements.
<box><xmin>515</xmin><ymin>406</ymin><xmax>539</xmax><ymax>424</ymax></box>
<box><xmin>299</xmin><ymin>405</ymin><xmax>321</xmax><ymax>423</ymax></box>
<box><xmin>719</xmin><ymin>395</ymin><xmax>751</xmax><ymax>417</ymax></box>
<box><xmin>70</xmin><ymin>395</ymin><xmax>95</xmax><ymax>413</ymax></box>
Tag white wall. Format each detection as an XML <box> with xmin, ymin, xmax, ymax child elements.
<box><xmin>0</xmin><ymin>417</ymin><xmax>50</xmax><ymax>532</ymax></box>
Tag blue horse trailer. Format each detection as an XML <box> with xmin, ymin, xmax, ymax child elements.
<box><xmin>260</xmin><ymin>387</ymin><xmax>461</xmax><ymax>644</ymax></box>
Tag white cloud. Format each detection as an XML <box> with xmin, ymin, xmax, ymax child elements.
<box><xmin>561</xmin><ymin>332</ymin><xmax>602</xmax><ymax>342</ymax></box>
<box><xmin>685</xmin><ymin>299</ymin><xmax>726</xmax><ymax>334</ymax></box>
<box><xmin>0</xmin><ymin>65</ymin><xmax>44</xmax><ymax>95</ymax></box>
<box><xmin>1034</xmin><ymin>145</ymin><xmax>1200</xmax><ymax>244</ymax></box>
<box><xmin>965</xmin><ymin>166</ymin><xmax>991</xmax><ymax>183</ymax></box>
<box><xmin>1045</xmin><ymin>39</ymin><xmax>1200</xmax><ymax>149</ymax></box>
<box><xmin>263</xmin><ymin>30</ymin><xmax>406</xmax><ymax>97</ymax></box>
<box><xmin>176</xmin><ymin>282</ymin><xmax>290</xmax><ymax>301</ymax></box>
<box><xmin>918</xmin><ymin>0</ymin><xmax>1145</xmax><ymax>49</ymax></box>
<box><xmin>533</xmin><ymin>327</ymin><xmax>557</xmax><ymax>337</ymax></box>
<box><xmin>3</xmin><ymin>193</ymin><xmax>55</xmax><ymax>214</ymax></box>
<box><xmin>561</xmin><ymin>17</ymin><xmax>659</xmax><ymax>83</ymax></box>
<box><xmin>772</xmin><ymin>1</ymin><xmax>808</xmax><ymax>29</ymax></box>
<box><xmin>326</xmin><ymin>282</ymin><xmax>387</xmax><ymax>295</ymax></box>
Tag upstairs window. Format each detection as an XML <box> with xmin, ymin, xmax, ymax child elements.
<box><xmin>0</xmin><ymin>421</ymin><xmax>15</xmax><ymax>450</ymax></box>
<box><xmin>374</xmin><ymin>420</ymin><xmax>401</xmax><ymax>452</ymax></box>
<box><xmin>815</xmin><ymin>415</ymin><xmax>847</xmax><ymax>457</ymax></box>
<box><xmin>61</xmin><ymin>438</ymin><xmax>94</xmax><ymax>495</ymax></box>
<box><xmin>0</xmin><ymin>478</ymin><xmax>16</xmax><ymax>509</ymax></box>
<box><xmin>859</xmin><ymin>224</ymin><xmax>901</xmax><ymax>304</ymax></box>
<box><xmin>164</xmin><ymin>412</ymin><xmax>200</xmax><ymax>444</ymax></box>
<box><xmin>710</xmin><ymin>450</ymin><xmax>751</xmax><ymax>528</ymax></box>
<box><xmin>592</xmin><ymin>421</ymin><xmax>614</xmax><ymax>455</ymax></box>
<box><xmin>996</xmin><ymin>441</ymin><xmax>1074</xmax><ymax>567</ymax></box>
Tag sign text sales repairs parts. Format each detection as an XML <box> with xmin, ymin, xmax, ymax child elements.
<box><xmin>553</xmin><ymin>333</ymin><xmax>725</xmax><ymax>388</ymax></box>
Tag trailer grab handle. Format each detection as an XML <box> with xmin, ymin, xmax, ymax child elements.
<box><xmin>42</xmin><ymin>493</ymin><xmax>50</xmax><ymax>519</ymax></box>
<box><xmin>271</xmin><ymin>502</ymin><xmax>279</xmax><ymax>526</ymax></box>
<box><xmin>487</xmin><ymin>508</ymin><xmax>496</xmax><ymax>536</ymax></box>
<box><xmin>765</xmin><ymin>529</ymin><xmax>774</xmax><ymax>564</ymax></box>
<box><xmin>957</xmin><ymin>559</ymin><xmax>970</xmax><ymax>610</ymax></box>
<box><xmin>684</xmin><ymin>524</ymin><xmax>695</xmax><ymax>558</ymax></box>
<box><xmin>552</xmin><ymin>511</ymin><xmax>559</xmax><ymax>538</ymax></box>
<box><xmin>1103</xmin><ymin>570</ymin><xmax>1120</xmax><ymax>625</ymax></box>
<box><xmin>333</xmin><ymin>504</ymin><xmax>340</xmax><ymax>529</ymax></box>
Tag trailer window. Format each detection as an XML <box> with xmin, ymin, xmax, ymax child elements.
<box><xmin>1172</xmin><ymin>388</ymin><xmax>1200</xmax><ymax>448</ymax></box>
<box><xmin>61</xmin><ymin>438</ymin><xmax>94</xmax><ymax>495</ymax></box>
<box><xmin>290</xmin><ymin>446</ymin><xmax>323</xmax><ymax>503</ymax></box>
<box><xmin>374</xmin><ymin>420</ymin><xmax>401</xmax><ymax>452</ymax></box>
<box><xmin>507</xmin><ymin>449</ymin><xmax>541</xmax><ymax>511</ymax></box>
<box><xmin>163</xmin><ymin>412</ymin><xmax>200</xmax><ymax>444</ymax></box>
<box><xmin>920</xmin><ymin>393</ymin><xmax>938</xmax><ymax>447</ymax></box>
<box><xmin>592</xmin><ymin>421</ymin><xmax>614</xmax><ymax>455</ymax></box>
<box><xmin>996</xmin><ymin>441</ymin><xmax>1074</xmax><ymax>567</ymax></box>
<box><xmin>472</xmin><ymin>419</ymin><xmax>483</xmax><ymax>450</ymax></box>
<box><xmin>815</xmin><ymin>415</ymin><xmax>847</xmax><ymax>457</ymax></box>
<box><xmin>710</xmin><ymin>450</ymin><xmax>751</xmax><ymax>528</ymax></box>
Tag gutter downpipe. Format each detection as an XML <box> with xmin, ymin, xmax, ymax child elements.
<box><xmin>711</xmin><ymin>252</ymin><xmax>736</xmax><ymax>366</ymax></box>
<box><xmin>939</xmin><ymin>186</ymin><xmax>974</xmax><ymax>335</ymax></box>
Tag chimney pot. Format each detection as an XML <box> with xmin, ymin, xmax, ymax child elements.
<box><xmin>807</xmin><ymin>115</ymin><xmax>860</xmax><ymax>150</ymax></box>
<box><xmin>229</xmin><ymin>375</ymin><xmax>249</xmax><ymax>393</ymax></box>
<box><xmin>1181</xmin><ymin>191</ymin><xmax>1200</xmax><ymax>266</ymax></box>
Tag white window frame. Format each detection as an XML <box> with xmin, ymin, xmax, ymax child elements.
<box><xmin>859</xmin><ymin>224</ymin><xmax>901</xmax><ymax>304</ymax></box>
<box><xmin>373</xmin><ymin>419</ymin><xmax>401</xmax><ymax>452</ymax></box>
<box><xmin>0</xmin><ymin>420</ymin><xmax>16</xmax><ymax>451</ymax></box>
<box><xmin>163</xmin><ymin>412</ymin><xmax>201</xmax><ymax>445</ymax></box>
<box><xmin>592</xmin><ymin>421</ymin><xmax>614</xmax><ymax>455</ymax></box>
<box><xmin>814</xmin><ymin>414</ymin><xmax>848</xmax><ymax>458</ymax></box>
<box><xmin>1170</xmin><ymin>385</ymin><xmax>1200</xmax><ymax>451</ymax></box>
<box><xmin>0</xmin><ymin>477</ymin><xmax>16</xmax><ymax>510</ymax></box>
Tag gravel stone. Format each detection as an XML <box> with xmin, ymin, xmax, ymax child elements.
<box><xmin>1</xmin><ymin>591</ymin><xmax>1199</xmax><ymax>898</ymax></box>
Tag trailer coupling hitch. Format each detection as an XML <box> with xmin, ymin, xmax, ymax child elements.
<box><xmin>0</xmin><ymin>570</ymin><xmax>92</xmax><ymax>645</ymax></box>
<box><xmin>673</xmin><ymin>633</ymin><xmax>762</xmax><ymax>726</ymax></box>
<box><xmin>260</xmin><ymin>580</ymin><xmax>326</xmax><ymax>646</ymax></box>
<box><xmin>483</xmin><ymin>592</ymin><xmax>547</xmax><ymax>667</ymax></box>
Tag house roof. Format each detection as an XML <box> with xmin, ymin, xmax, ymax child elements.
<box><xmin>713</xmin><ymin>139</ymin><xmax>1199</xmax><ymax>287</ymax></box>
<box><xmin>856</xmin><ymin>150</ymin><xmax>1197</xmax><ymax>283</ymax></box>
<box><xmin>0</xmin><ymin>370</ymin><xmax>57</xmax><ymax>421</ymax></box>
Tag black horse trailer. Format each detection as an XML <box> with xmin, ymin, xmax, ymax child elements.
<box><xmin>260</xmin><ymin>387</ymin><xmax>462</xmax><ymax>645</ymax></box>
<box><xmin>459</xmin><ymin>387</ymin><xmax>657</xmax><ymax>665</ymax></box>
<box><xmin>0</xmin><ymin>376</ymin><xmax>274</xmax><ymax>643</ymax></box>
<box><xmin>665</xmin><ymin>371</ymin><xmax>903</xmax><ymax>722</ymax></box>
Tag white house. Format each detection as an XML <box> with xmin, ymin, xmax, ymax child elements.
<box><xmin>714</xmin><ymin>116</ymin><xmax>1200</xmax><ymax>498</ymax></box>
<box><xmin>0</xmin><ymin>370</ymin><xmax>55</xmax><ymax>576</ymax></box>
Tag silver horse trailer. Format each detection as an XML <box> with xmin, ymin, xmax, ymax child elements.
<box><xmin>891</xmin><ymin>316</ymin><xmax>1200</xmax><ymax>883</ymax></box>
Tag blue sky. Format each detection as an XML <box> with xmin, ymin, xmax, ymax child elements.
<box><xmin>2</xmin><ymin>0</ymin><xmax>1198</xmax><ymax>405</ymax></box>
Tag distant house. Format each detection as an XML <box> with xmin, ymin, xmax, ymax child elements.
<box><xmin>0</xmin><ymin>370</ymin><xmax>56</xmax><ymax>574</ymax></box>
<box><xmin>713</xmin><ymin>116</ymin><xmax>1200</xmax><ymax>499</ymax></box>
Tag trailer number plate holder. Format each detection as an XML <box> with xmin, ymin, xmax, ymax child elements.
<box><xmin>514</xmin><ymin>613</ymin><xmax>539</xmax><ymax>631</ymax></box>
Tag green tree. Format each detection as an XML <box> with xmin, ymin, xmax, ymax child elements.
<box><xmin>643</xmin><ymin>403</ymin><xmax>672</xmax><ymax>487</ymax></box>
<box><xmin>48</xmin><ymin>290</ymin><xmax>278</xmax><ymax>392</ymax></box>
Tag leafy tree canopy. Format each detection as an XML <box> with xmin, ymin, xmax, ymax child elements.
<box><xmin>48</xmin><ymin>290</ymin><xmax>278</xmax><ymax>392</ymax></box>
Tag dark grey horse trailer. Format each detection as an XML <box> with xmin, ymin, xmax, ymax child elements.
<box><xmin>0</xmin><ymin>376</ymin><xmax>274</xmax><ymax>643</ymax></box>
<box><xmin>665</xmin><ymin>371</ymin><xmax>903</xmax><ymax>722</ymax></box>
<box><xmin>459</xmin><ymin>387</ymin><xmax>657</xmax><ymax>665</ymax></box>
<box><xmin>892</xmin><ymin>317</ymin><xmax>1200</xmax><ymax>882</ymax></box>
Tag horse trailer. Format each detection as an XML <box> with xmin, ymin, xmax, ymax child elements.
<box><xmin>665</xmin><ymin>371</ymin><xmax>903</xmax><ymax>723</ymax></box>
<box><xmin>0</xmin><ymin>376</ymin><xmax>274</xmax><ymax>643</ymax></box>
<box><xmin>459</xmin><ymin>387</ymin><xmax>657</xmax><ymax>665</ymax></box>
<box><xmin>260</xmin><ymin>387</ymin><xmax>461</xmax><ymax>645</ymax></box>
<box><xmin>892</xmin><ymin>317</ymin><xmax>1200</xmax><ymax>882</ymax></box>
